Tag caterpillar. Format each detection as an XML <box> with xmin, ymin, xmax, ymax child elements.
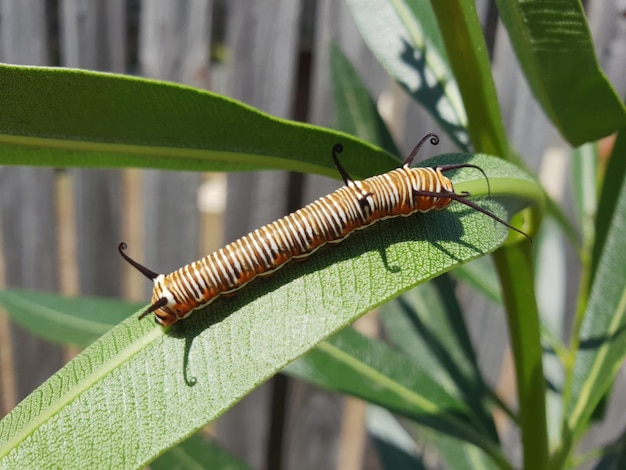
<box><xmin>120</xmin><ymin>133</ymin><xmax>529</xmax><ymax>326</ymax></box>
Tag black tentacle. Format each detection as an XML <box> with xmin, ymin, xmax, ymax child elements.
<box><xmin>331</xmin><ymin>143</ymin><xmax>354</xmax><ymax>186</ymax></box>
<box><xmin>412</xmin><ymin>189</ymin><xmax>532</xmax><ymax>242</ymax></box>
<box><xmin>118</xmin><ymin>242</ymin><xmax>160</xmax><ymax>280</ymax></box>
<box><xmin>437</xmin><ymin>163</ymin><xmax>492</xmax><ymax>196</ymax></box>
<box><xmin>139</xmin><ymin>297</ymin><xmax>168</xmax><ymax>320</ymax></box>
<box><xmin>404</xmin><ymin>133</ymin><xmax>440</xmax><ymax>167</ymax></box>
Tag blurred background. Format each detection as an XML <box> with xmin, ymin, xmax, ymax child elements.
<box><xmin>0</xmin><ymin>1</ymin><xmax>625</xmax><ymax>469</ymax></box>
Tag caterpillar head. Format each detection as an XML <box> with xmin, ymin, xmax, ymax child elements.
<box><xmin>118</xmin><ymin>243</ymin><xmax>181</xmax><ymax>326</ymax></box>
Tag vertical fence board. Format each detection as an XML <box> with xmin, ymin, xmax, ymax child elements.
<box><xmin>0</xmin><ymin>168</ymin><xmax>65</xmax><ymax>400</ymax></box>
<box><xmin>0</xmin><ymin>0</ymin><xmax>65</xmax><ymax>403</ymax></box>
<box><xmin>221</xmin><ymin>0</ymin><xmax>301</xmax><ymax>239</ymax></box>
<box><xmin>588</xmin><ymin>1</ymin><xmax>626</xmax><ymax>98</ymax></box>
<box><xmin>138</xmin><ymin>0</ymin><xmax>211</xmax><ymax>281</ymax></box>
<box><xmin>290</xmin><ymin>3</ymin><xmax>350</xmax><ymax>469</ymax></box>
<box><xmin>60</xmin><ymin>0</ymin><xmax>126</xmax><ymax>298</ymax></box>
<box><xmin>71</xmin><ymin>170</ymin><xmax>124</xmax><ymax>296</ymax></box>
<box><xmin>492</xmin><ymin>21</ymin><xmax>563</xmax><ymax>170</ymax></box>
<box><xmin>0</xmin><ymin>0</ymin><xmax>48</xmax><ymax>63</ymax></box>
<box><xmin>60</xmin><ymin>0</ymin><xmax>127</xmax><ymax>73</ymax></box>
<box><xmin>139</xmin><ymin>0</ymin><xmax>212</xmax><ymax>87</ymax></box>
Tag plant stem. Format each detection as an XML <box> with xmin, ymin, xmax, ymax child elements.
<box><xmin>429</xmin><ymin>0</ymin><xmax>513</xmax><ymax>160</ymax></box>
<box><xmin>430</xmin><ymin>2</ymin><xmax>547</xmax><ymax>466</ymax></box>
<box><xmin>494</xmin><ymin>243</ymin><xmax>548</xmax><ymax>470</ymax></box>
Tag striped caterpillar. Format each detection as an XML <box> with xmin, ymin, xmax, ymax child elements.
<box><xmin>120</xmin><ymin>134</ymin><xmax>529</xmax><ymax>326</ymax></box>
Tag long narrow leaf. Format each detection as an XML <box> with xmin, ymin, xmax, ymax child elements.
<box><xmin>494</xmin><ymin>0</ymin><xmax>625</xmax><ymax>145</ymax></box>
<box><xmin>564</xmin><ymin>156</ymin><xmax>626</xmax><ymax>446</ymax></box>
<box><xmin>591</xmin><ymin>128</ymin><xmax>626</xmax><ymax>284</ymax></box>
<box><xmin>429</xmin><ymin>0</ymin><xmax>510</xmax><ymax>159</ymax></box>
<box><xmin>367</xmin><ymin>406</ymin><xmax>426</xmax><ymax>470</ymax></box>
<box><xmin>329</xmin><ymin>42</ymin><xmax>400</xmax><ymax>156</ymax></box>
<box><xmin>411</xmin><ymin>423</ymin><xmax>501</xmax><ymax>470</ymax></box>
<box><xmin>0</xmin><ymin>289</ymin><xmax>140</xmax><ymax>347</ymax></box>
<box><xmin>287</xmin><ymin>328</ymin><xmax>508</xmax><ymax>466</ymax></box>
<box><xmin>346</xmin><ymin>0</ymin><xmax>469</xmax><ymax>150</ymax></box>
<box><xmin>288</xmin><ymin>328</ymin><xmax>472</xmax><ymax>437</ymax></box>
<box><xmin>380</xmin><ymin>276</ymin><xmax>499</xmax><ymax>440</ymax></box>
<box><xmin>0</xmin><ymin>154</ymin><xmax>539</xmax><ymax>468</ymax></box>
<box><xmin>151</xmin><ymin>435</ymin><xmax>251</xmax><ymax>470</ymax></box>
<box><xmin>0</xmin><ymin>64</ymin><xmax>397</xmax><ymax>178</ymax></box>
<box><xmin>451</xmin><ymin>258</ymin><xmax>502</xmax><ymax>303</ymax></box>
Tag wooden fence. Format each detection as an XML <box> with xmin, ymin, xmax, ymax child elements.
<box><xmin>0</xmin><ymin>1</ymin><xmax>625</xmax><ymax>469</ymax></box>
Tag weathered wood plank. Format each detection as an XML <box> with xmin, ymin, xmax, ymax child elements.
<box><xmin>588</xmin><ymin>0</ymin><xmax>626</xmax><ymax>98</ymax></box>
<box><xmin>138</xmin><ymin>0</ymin><xmax>211</xmax><ymax>282</ymax></box>
<box><xmin>60</xmin><ymin>0</ymin><xmax>126</xmax><ymax>297</ymax></box>
<box><xmin>0</xmin><ymin>0</ymin><xmax>65</xmax><ymax>404</ymax></box>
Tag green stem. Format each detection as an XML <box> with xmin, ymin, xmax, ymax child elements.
<box><xmin>430</xmin><ymin>2</ymin><xmax>547</xmax><ymax>467</ymax></box>
<box><xmin>494</xmin><ymin>243</ymin><xmax>548</xmax><ymax>470</ymax></box>
<box><xmin>429</xmin><ymin>0</ymin><xmax>513</xmax><ymax>160</ymax></box>
<box><xmin>553</xmin><ymin>163</ymin><xmax>597</xmax><ymax>469</ymax></box>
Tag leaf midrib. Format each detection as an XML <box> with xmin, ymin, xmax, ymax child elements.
<box><xmin>318</xmin><ymin>340</ymin><xmax>440</xmax><ymax>412</ymax></box>
<box><xmin>0</xmin><ymin>323</ymin><xmax>164</xmax><ymax>458</ymax></box>
<box><xmin>568</xmin><ymin>286</ymin><xmax>626</xmax><ymax>431</ymax></box>
<box><xmin>318</xmin><ymin>340</ymin><xmax>509</xmax><ymax>466</ymax></box>
<box><xmin>0</xmin><ymin>134</ymin><xmax>336</xmax><ymax>177</ymax></box>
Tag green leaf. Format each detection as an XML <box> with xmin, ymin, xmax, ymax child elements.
<box><xmin>329</xmin><ymin>42</ymin><xmax>400</xmax><ymax>156</ymax></box>
<box><xmin>571</xmin><ymin>143</ymin><xmax>599</xmax><ymax>244</ymax></box>
<box><xmin>413</xmin><ymin>423</ymin><xmax>501</xmax><ymax>470</ymax></box>
<box><xmin>151</xmin><ymin>434</ymin><xmax>251</xmax><ymax>470</ymax></box>
<box><xmin>564</xmin><ymin>154</ymin><xmax>626</xmax><ymax>444</ymax></box>
<box><xmin>493</xmin><ymin>242</ymin><xmax>548</xmax><ymax>469</ymax></box>
<box><xmin>368</xmin><ymin>406</ymin><xmax>501</xmax><ymax>470</ymax></box>
<box><xmin>0</xmin><ymin>288</ymin><xmax>140</xmax><ymax>347</ymax></box>
<box><xmin>345</xmin><ymin>0</ymin><xmax>469</xmax><ymax>150</ymax></box>
<box><xmin>0</xmin><ymin>64</ymin><xmax>397</xmax><ymax>178</ymax></box>
<box><xmin>450</xmin><ymin>257</ymin><xmax>502</xmax><ymax>303</ymax></box>
<box><xmin>592</xmin><ymin>128</ymin><xmax>626</xmax><ymax>285</ymax></box>
<box><xmin>0</xmin><ymin>154</ymin><xmax>538</xmax><ymax>468</ymax></box>
<box><xmin>287</xmin><ymin>328</ymin><xmax>507</xmax><ymax>465</ymax></box>
<box><xmin>288</xmin><ymin>328</ymin><xmax>471</xmax><ymax>433</ymax></box>
<box><xmin>379</xmin><ymin>276</ymin><xmax>500</xmax><ymax>439</ymax></box>
<box><xmin>366</xmin><ymin>406</ymin><xmax>425</xmax><ymax>470</ymax></box>
<box><xmin>494</xmin><ymin>0</ymin><xmax>626</xmax><ymax>145</ymax></box>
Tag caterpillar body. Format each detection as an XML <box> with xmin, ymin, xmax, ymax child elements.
<box><xmin>120</xmin><ymin>134</ymin><xmax>529</xmax><ymax>326</ymax></box>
